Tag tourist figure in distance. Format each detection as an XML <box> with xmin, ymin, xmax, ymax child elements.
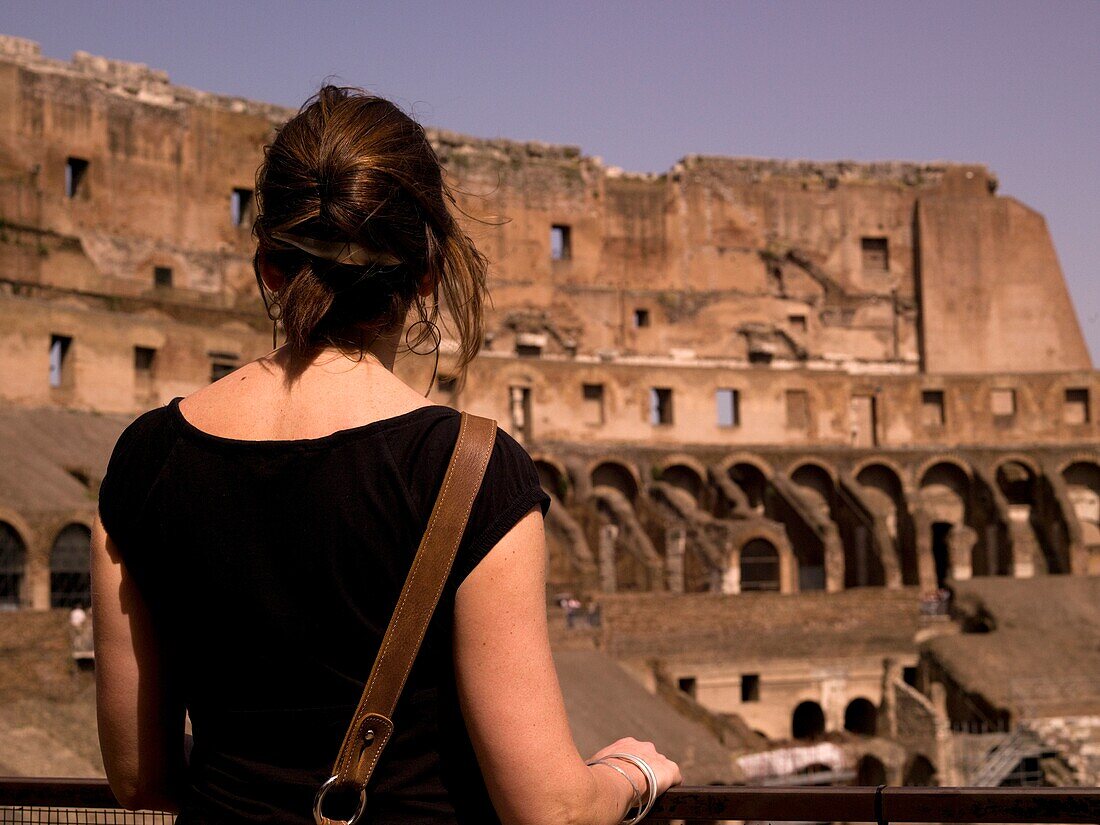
<box><xmin>92</xmin><ymin>86</ymin><xmax>680</xmax><ymax>825</ymax></box>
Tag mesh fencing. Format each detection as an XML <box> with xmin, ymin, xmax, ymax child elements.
<box><xmin>0</xmin><ymin>808</ymin><xmax>173</xmax><ymax>824</ymax></box>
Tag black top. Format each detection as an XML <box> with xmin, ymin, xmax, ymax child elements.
<box><xmin>97</xmin><ymin>398</ymin><xmax>550</xmax><ymax>825</ymax></box>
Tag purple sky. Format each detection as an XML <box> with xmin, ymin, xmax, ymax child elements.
<box><xmin>3</xmin><ymin>1</ymin><xmax>1097</xmax><ymax>363</ymax></box>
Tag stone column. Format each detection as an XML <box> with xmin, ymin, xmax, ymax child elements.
<box><xmin>931</xmin><ymin>681</ymin><xmax>962</xmax><ymax>786</ymax></box>
<box><xmin>722</xmin><ymin>541</ymin><xmax>741</xmax><ymax>595</ymax></box>
<box><xmin>880</xmin><ymin>657</ymin><xmax>902</xmax><ymax>738</ymax></box>
<box><xmin>598</xmin><ymin>524</ymin><xmax>619</xmax><ymax>593</ymax></box>
<box><xmin>948</xmin><ymin>524</ymin><xmax>977</xmax><ymax>581</ymax></box>
<box><xmin>664</xmin><ymin>526</ymin><xmax>686</xmax><ymax>593</ymax></box>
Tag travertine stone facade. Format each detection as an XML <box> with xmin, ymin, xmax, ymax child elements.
<box><xmin>0</xmin><ymin>36</ymin><xmax>1097</xmax><ymax>787</ymax></box>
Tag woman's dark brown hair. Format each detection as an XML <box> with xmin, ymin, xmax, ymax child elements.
<box><xmin>253</xmin><ymin>85</ymin><xmax>487</xmax><ymax>371</ymax></box>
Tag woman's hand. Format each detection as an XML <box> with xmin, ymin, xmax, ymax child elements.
<box><xmin>589</xmin><ymin>737</ymin><xmax>682</xmax><ymax>801</ymax></box>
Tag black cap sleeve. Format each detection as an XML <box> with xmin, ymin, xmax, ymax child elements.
<box><xmin>386</xmin><ymin>410</ymin><xmax>551</xmax><ymax>590</ymax></box>
<box><xmin>450</xmin><ymin>426</ymin><xmax>551</xmax><ymax>584</ymax></box>
<box><xmin>97</xmin><ymin>405</ymin><xmax>177</xmax><ymax>557</ymax></box>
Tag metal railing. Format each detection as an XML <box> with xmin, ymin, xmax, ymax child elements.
<box><xmin>2</xmin><ymin>777</ymin><xmax>1099</xmax><ymax>823</ymax></box>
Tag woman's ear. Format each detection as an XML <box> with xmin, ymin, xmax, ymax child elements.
<box><xmin>258</xmin><ymin>248</ymin><xmax>285</xmax><ymax>293</ymax></box>
<box><xmin>417</xmin><ymin>273</ymin><xmax>437</xmax><ymax>298</ymax></box>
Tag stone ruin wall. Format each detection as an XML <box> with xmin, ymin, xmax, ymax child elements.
<box><xmin>0</xmin><ymin>35</ymin><xmax>1097</xmax><ymax>787</ymax></box>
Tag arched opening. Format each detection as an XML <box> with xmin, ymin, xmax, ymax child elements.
<box><xmin>790</xmin><ymin>463</ymin><xmax>835</xmax><ymax>523</ymax></box>
<box><xmin>1063</xmin><ymin>462</ymin><xmax>1100</xmax><ymax>558</ymax></box>
<box><xmin>844</xmin><ymin>697</ymin><xmax>878</xmax><ymax>736</ymax></box>
<box><xmin>996</xmin><ymin>461</ymin><xmax>1036</xmax><ymax>506</ymax></box>
<box><xmin>920</xmin><ymin>462</ymin><xmax>969</xmax><ymax>524</ymax></box>
<box><xmin>921</xmin><ymin>462</ymin><xmax>970</xmax><ymax>582</ymax></box>
<box><xmin>904</xmin><ymin>754</ymin><xmax>936</xmax><ymax>786</ymax></box>
<box><xmin>932</xmin><ymin>522</ymin><xmax>951</xmax><ymax>588</ymax></box>
<box><xmin>591</xmin><ymin>462</ymin><xmax>638</xmax><ymax>502</ymax></box>
<box><xmin>857</xmin><ymin>463</ymin><xmax>913</xmax><ymax>585</ymax></box>
<box><xmin>728</xmin><ymin>462</ymin><xmax>768</xmax><ymax>515</ymax></box>
<box><xmin>0</xmin><ymin>522</ymin><xmax>27</xmax><ymax>610</ymax></box>
<box><xmin>661</xmin><ymin>464</ymin><xmax>703</xmax><ymax>501</ymax></box>
<box><xmin>791</xmin><ymin>701</ymin><xmax>826</xmax><ymax>740</ymax></box>
<box><xmin>593</xmin><ymin>498</ymin><xmax>647</xmax><ymax>593</ymax></box>
<box><xmin>50</xmin><ymin>523</ymin><xmax>91</xmax><ymax>609</ymax></box>
<box><xmin>740</xmin><ymin>539</ymin><xmax>781</xmax><ymax>592</ymax></box>
<box><xmin>856</xmin><ymin>754</ymin><xmax>888</xmax><ymax>786</ymax></box>
<box><xmin>534</xmin><ymin>460</ymin><xmax>568</xmax><ymax>501</ymax></box>
<box><xmin>996</xmin><ymin>460</ymin><xmax>1063</xmax><ymax>575</ymax></box>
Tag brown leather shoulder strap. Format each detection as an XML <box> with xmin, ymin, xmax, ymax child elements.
<box><xmin>329</xmin><ymin>411</ymin><xmax>497</xmax><ymax>792</ymax></box>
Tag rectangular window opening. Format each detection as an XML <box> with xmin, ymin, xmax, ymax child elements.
<box><xmin>741</xmin><ymin>674</ymin><xmax>761</xmax><ymax>703</ymax></box>
<box><xmin>861</xmin><ymin>237</ymin><xmax>889</xmax><ymax>271</ymax></box>
<box><xmin>209</xmin><ymin>353</ymin><xmax>239</xmax><ymax>383</ymax></box>
<box><xmin>550</xmin><ymin>224</ymin><xmax>571</xmax><ymax>261</ymax></box>
<box><xmin>991</xmin><ymin>388</ymin><xmax>1016</xmax><ymax>419</ymax></box>
<box><xmin>677</xmin><ymin>677</ymin><xmax>697</xmax><ymax>699</ymax></box>
<box><xmin>785</xmin><ymin>389</ymin><xmax>810</xmax><ymax>430</ymax></box>
<box><xmin>788</xmin><ymin>314</ymin><xmax>807</xmax><ymax>333</ymax></box>
<box><xmin>510</xmin><ymin>385</ymin><xmax>533</xmax><ymax>442</ymax></box>
<box><xmin>903</xmin><ymin>666</ymin><xmax>918</xmax><ymax>687</ymax></box>
<box><xmin>154</xmin><ymin>266</ymin><xmax>173</xmax><ymax>288</ymax></box>
<box><xmin>49</xmin><ymin>334</ymin><xmax>72</xmax><ymax>389</ymax></box>
<box><xmin>1065</xmin><ymin>388</ymin><xmax>1091</xmax><ymax>425</ymax></box>
<box><xmin>582</xmin><ymin>383</ymin><xmax>605</xmax><ymax>426</ymax></box>
<box><xmin>231</xmin><ymin>188</ymin><xmax>254</xmax><ymax>227</ymax></box>
<box><xmin>515</xmin><ymin>343</ymin><xmax>542</xmax><ymax>358</ymax></box>
<box><xmin>65</xmin><ymin>157</ymin><xmax>89</xmax><ymax>199</ymax></box>
<box><xmin>633</xmin><ymin>308</ymin><xmax>650</xmax><ymax>328</ymax></box>
<box><xmin>717</xmin><ymin>388</ymin><xmax>740</xmax><ymax>428</ymax></box>
<box><xmin>849</xmin><ymin>394</ymin><xmax>878</xmax><ymax>447</ymax></box>
<box><xmin>134</xmin><ymin>346</ymin><xmax>157</xmax><ymax>376</ymax></box>
<box><xmin>649</xmin><ymin>387</ymin><xmax>673</xmax><ymax>426</ymax></box>
<box><xmin>922</xmin><ymin>389</ymin><xmax>946</xmax><ymax>427</ymax></box>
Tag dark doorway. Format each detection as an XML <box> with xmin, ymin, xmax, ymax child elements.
<box><xmin>792</xmin><ymin>701</ymin><xmax>826</xmax><ymax>740</ymax></box>
<box><xmin>856</xmin><ymin>754</ymin><xmax>888</xmax><ymax>786</ymax></box>
<box><xmin>932</xmin><ymin>522</ymin><xmax>952</xmax><ymax>587</ymax></box>
<box><xmin>844</xmin><ymin>698</ymin><xmax>878</xmax><ymax>736</ymax></box>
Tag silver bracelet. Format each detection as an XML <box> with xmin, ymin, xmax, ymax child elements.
<box><xmin>603</xmin><ymin>753</ymin><xmax>659</xmax><ymax>825</ymax></box>
<box><xmin>586</xmin><ymin>758</ymin><xmax>642</xmax><ymax>817</ymax></box>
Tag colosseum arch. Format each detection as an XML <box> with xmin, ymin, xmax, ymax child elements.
<box><xmin>994</xmin><ymin>458</ymin><xmax>1066</xmax><ymax>574</ymax></box>
<box><xmin>789</xmin><ymin>461</ymin><xmax>838</xmax><ymax>523</ymax></box>
<box><xmin>856</xmin><ymin>461</ymin><xmax>917</xmax><ymax>586</ymax></box>
<box><xmin>919</xmin><ymin>459</ymin><xmax>972</xmax><ymax>586</ymax></box>
<box><xmin>531</xmin><ymin>455</ymin><xmax>570</xmax><ymax>502</ymax></box>
<box><xmin>843</xmin><ymin>697</ymin><xmax>878</xmax><ymax>736</ymax></box>
<box><xmin>589</xmin><ymin>459</ymin><xmax>640</xmax><ymax>502</ymax></box>
<box><xmin>50</xmin><ymin>522</ymin><xmax>92</xmax><ymax>609</ymax></box>
<box><xmin>792</xmin><ymin>700</ymin><xmax>826</xmax><ymax>740</ymax></box>
<box><xmin>738</xmin><ymin>538</ymin><xmax>782</xmax><ymax>592</ymax></box>
<box><xmin>1060</xmin><ymin>459</ymin><xmax>1100</xmax><ymax>571</ymax></box>
<box><xmin>725</xmin><ymin>459</ymin><xmax>771</xmax><ymax>515</ymax></box>
<box><xmin>856</xmin><ymin>754</ymin><xmax>888</xmax><ymax>786</ymax></box>
<box><xmin>903</xmin><ymin>754</ymin><xmax>937</xmax><ymax>786</ymax></box>
<box><xmin>655</xmin><ymin>454</ymin><xmax>709</xmax><ymax>502</ymax></box>
<box><xmin>0</xmin><ymin>520</ymin><xmax>29</xmax><ymax>609</ymax></box>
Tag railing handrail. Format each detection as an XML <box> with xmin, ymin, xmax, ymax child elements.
<box><xmin>2</xmin><ymin>777</ymin><xmax>1098</xmax><ymax>822</ymax></box>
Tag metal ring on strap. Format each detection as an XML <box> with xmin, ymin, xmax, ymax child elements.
<box><xmin>313</xmin><ymin>775</ymin><xmax>367</xmax><ymax>825</ymax></box>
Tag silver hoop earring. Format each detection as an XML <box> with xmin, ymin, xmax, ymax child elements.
<box><xmin>266</xmin><ymin>292</ymin><xmax>283</xmax><ymax>322</ymax></box>
<box><xmin>405</xmin><ymin>319</ymin><xmax>441</xmax><ymax>356</ymax></box>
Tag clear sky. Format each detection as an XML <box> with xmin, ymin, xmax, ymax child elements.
<box><xmin>3</xmin><ymin>1</ymin><xmax>1097</xmax><ymax>363</ymax></box>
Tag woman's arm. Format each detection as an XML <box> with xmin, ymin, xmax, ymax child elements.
<box><xmin>90</xmin><ymin>515</ymin><xmax>187</xmax><ymax>812</ymax></box>
<box><xmin>454</xmin><ymin>509</ymin><xmax>680</xmax><ymax>825</ymax></box>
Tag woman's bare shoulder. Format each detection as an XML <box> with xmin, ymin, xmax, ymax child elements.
<box><xmin>177</xmin><ymin>355</ymin><xmax>438</xmax><ymax>441</ymax></box>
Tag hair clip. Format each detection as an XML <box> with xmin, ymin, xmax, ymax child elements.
<box><xmin>271</xmin><ymin>231</ymin><xmax>402</xmax><ymax>268</ymax></box>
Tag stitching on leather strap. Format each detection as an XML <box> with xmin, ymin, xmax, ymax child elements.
<box><xmin>332</xmin><ymin>413</ymin><xmax>496</xmax><ymax>785</ymax></box>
